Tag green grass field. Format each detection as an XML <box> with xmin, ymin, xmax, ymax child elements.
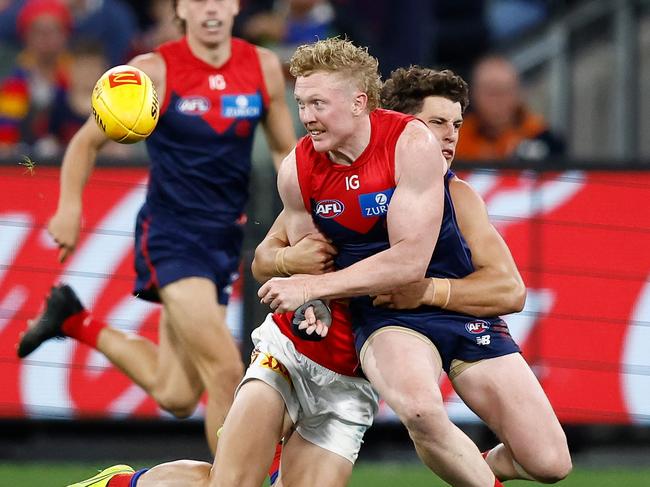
<box><xmin>1</xmin><ymin>463</ymin><xmax>649</xmax><ymax>487</ymax></box>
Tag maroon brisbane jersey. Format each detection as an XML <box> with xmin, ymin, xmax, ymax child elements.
<box><xmin>272</xmin><ymin>109</ymin><xmax>415</xmax><ymax>377</ymax></box>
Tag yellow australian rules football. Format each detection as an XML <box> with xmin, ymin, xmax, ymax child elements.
<box><xmin>91</xmin><ymin>65</ymin><xmax>159</xmax><ymax>143</ymax></box>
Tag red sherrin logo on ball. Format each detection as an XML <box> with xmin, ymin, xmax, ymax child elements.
<box><xmin>108</xmin><ymin>70</ymin><xmax>142</xmax><ymax>88</ymax></box>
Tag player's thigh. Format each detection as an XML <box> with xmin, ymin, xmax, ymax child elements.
<box><xmin>160</xmin><ymin>277</ymin><xmax>242</xmax><ymax>374</ymax></box>
<box><xmin>138</xmin><ymin>460</ymin><xmax>212</xmax><ymax>487</ymax></box>
<box><xmin>211</xmin><ymin>379</ymin><xmax>290</xmax><ymax>487</ymax></box>
<box><xmin>280</xmin><ymin>432</ymin><xmax>353</xmax><ymax>487</ymax></box>
<box><xmin>154</xmin><ymin>308</ymin><xmax>203</xmax><ymax>408</ymax></box>
<box><xmin>452</xmin><ymin>353</ymin><xmax>567</xmax><ymax>459</ymax></box>
<box><xmin>361</xmin><ymin>328</ymin><xmax>444</xmax><ymax>414</ymax></box>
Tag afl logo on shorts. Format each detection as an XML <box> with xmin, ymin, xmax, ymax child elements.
<box><xmin>315</xmin><ymin>199</ymin><xmax>345</xmax><ymax>218</ymax></box>
<box><xmin>177</xmin><ymin>96</ymin><xmax>211</xmax><ymax>115</ymax></box>
<box><xmin>465</xmin><ymin>320</ymin><xmax>491</xmax><ymax>334</ymax></box>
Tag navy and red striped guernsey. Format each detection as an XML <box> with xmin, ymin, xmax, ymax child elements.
<box><xmin>269</xmin><ymin>109</ymin><xmax>415</xmax><ymax>376</ymax></box>
<box><xmin>295</xmin><ymin>109</ymin><xmax>414</xmax><ymax>269</ymax></box>
<box><xmin>145</xmin><ymin>37</ymin><xmax>269</xmax><ymax>226</ymax></box>
<box><xmin>291</xmin><ymin>109</ymin><xmax>494</xmax><ymax>359</ymax></box>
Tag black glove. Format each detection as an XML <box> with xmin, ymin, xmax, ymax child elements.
<box><xmin>291</xmin><ymin>299</ymin><xmax>332</xmax><ymax>342</ymax></box>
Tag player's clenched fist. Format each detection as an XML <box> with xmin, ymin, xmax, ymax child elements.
<box><xmin>285</xmin><ymin>233</ymin><xmax>337</xmax><ymax>275</ymax></box>
<box><xmin>258</xmin><ymin>274</ymin><xmax>315</xmax><ymax>313</ymax></box>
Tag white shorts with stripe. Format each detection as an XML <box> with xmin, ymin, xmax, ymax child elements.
<box><xmin>237</xmin><ymin>314</ymin><xmax>378</xmax><ymax>463</ymax></box>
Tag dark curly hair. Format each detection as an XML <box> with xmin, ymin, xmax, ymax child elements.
<box><xmin>381</xmin><ymin>66</ymin><xmax>469</xmax><ymax>115</ymax></box>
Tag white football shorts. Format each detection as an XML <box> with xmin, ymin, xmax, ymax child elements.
<box><xmin>237</xmin><ymin>314</ymin><xmax>378</xmax><ymax>463</ymax></box>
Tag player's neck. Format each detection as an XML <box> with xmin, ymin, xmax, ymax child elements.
<box><xmin>328</xmin><ymin>115</ymin><xmax>372</xmax><ymax>166</ymax></box>
<box><xmin>186</xmin><ymin>34</ymin><xmax>233</xmax><ymax>69</ymax></box>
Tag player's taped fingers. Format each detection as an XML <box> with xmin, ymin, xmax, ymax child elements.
<box><xmin>292</xmin><ymin>299</ymin><xmax>331</xmax><ymax>342</ymax></box>
<box><xmin>293</xmin><ymin>299</ymin><xmax>332</xmax><ymax>327</ymax></box>
<box><xmin>304</xmin><ymin>305</ymin><xmax>317</xmax><ymax>325</ymax></box>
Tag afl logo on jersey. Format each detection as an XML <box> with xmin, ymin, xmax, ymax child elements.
<box><xmin>315</xmin><ymin>199</ymin><xmax>345</xmax><ymax>219</ymax></box>
<box><xmin>177</xmin><ymin>96</ymin><xmax>211</xmax><ymax>115</ymax></box>
<box><xmin>465</xmin><ymin>320</ymin><xmax>491</xmax><ymax>334</ymax></box>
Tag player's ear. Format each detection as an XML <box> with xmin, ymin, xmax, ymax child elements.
<box><xmin>352</xmin><ymin>91</ymin><xmax>368</xmax><ymax>116</ymax></box>
<box><xmin>176</xmin><ymin>0</ymin><xmax>187</xmax><ymax>21</ymax></box>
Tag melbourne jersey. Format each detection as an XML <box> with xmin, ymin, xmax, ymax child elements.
<box><xmin>145</xmin><ymin>37</ymin><xmax>269</xmax><ymax>225</ymax></box>
<box><xmin>295</xmin><ymin>109</ymin><xmax>481</xmax><ymax>324</ymax></box>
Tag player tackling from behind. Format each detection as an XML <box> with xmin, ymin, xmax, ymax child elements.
<box><xmin>17</xmin><ymin>0</ymin><xmax>296</xmax><ymax>455</ymax></box>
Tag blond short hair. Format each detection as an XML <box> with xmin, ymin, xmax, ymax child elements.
<box><xmin>289</xmin><ymin>37</ymin><xmax>382</xmax><ymax>111</ymax></box>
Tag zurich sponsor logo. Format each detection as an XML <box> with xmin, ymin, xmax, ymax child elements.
<box><xmin>359</xmin><ymin>188</ymin><xmax>394</xmax><ymax>218</ymax></box>
<box><xmin>177</xmin><ymin>96</ymin><xmax>211</xmax><ymax>115</ymax></box>
<box><xmin>222</xmin><ymin>94</ymin><xmax>262</xmax><ymax>118</ymax></box>
<box><xmin>315</xmin><ymin>199</ymin><xmax>345</xmax><ymax>218</ymax></box>
<box><xmin>465</xmin><ymin>320</ymin><xmax>491</xmax><ymax>334</ymax></box>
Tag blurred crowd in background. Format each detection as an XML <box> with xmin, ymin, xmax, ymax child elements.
<box><xmin>0</xmin><ymin>0</ymin><xmax>567</xmax><ymax>163</ymax></box>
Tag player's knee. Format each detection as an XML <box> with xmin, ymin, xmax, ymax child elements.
<box><xmin>398</xmin><ymin>397</ymin><xmax>447</xmax><ymax>439</ymax></box>
<box><xmin>154</xmin><ymin>390</ymin><xmax>200</xmax><ymax>418</ymax></box>
<box><xmin>523</xmin><ymin>448</ymin><xmax>572</xmax><ymax>483</ymax></box>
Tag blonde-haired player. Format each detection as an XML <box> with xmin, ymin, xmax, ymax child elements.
<box><xmin>18</xmin><ymin>0</ymin><xmax>296</xmax><ymax>466</ymax></box>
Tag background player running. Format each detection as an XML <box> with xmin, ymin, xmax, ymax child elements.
<box><xmin>18</xmin><ymin>0</ymin><xmax>296</xmax><ymax>454</ymax></box>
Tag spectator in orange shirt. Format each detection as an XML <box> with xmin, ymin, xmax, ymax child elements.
<box><xmin>455</xmin><ymin>54</ymin><xmax>565</xmax><ymax>162</ymax></box>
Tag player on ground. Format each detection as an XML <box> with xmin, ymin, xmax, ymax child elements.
<box><xmin>18</xmin><ymin>0</ymin><xmax>296</xmax><ymax>454</ymax></box>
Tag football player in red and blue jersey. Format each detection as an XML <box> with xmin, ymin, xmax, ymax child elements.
<box><xmin>19</xmin><ymin>0</ymin><xmax>296</xmax><ymax>457</ymax></box>
<box><xmin>257</xmin><ymin>38</ymin><xmax>506</xmax><ymax>487</ymax></box>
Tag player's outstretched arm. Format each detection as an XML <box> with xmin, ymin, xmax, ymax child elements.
<box><xmin>251</xmin><ymin>210</ymin><xmax>336</xmax><ymax>283</ymax></box>
<box><xmin>48</xmin><ymin>117</ymin><xmax>111</xmax><ymax>262</ymax></box>
<box><xmin>259</xmin><ymin>121</ymin><xmax>446</xmax><ymax>312</ymax></box>
<box><xmin>373</xmin><ymin>176</ymin><xmax>526</xmax><ymax>316</ymax></box>
<box><xmin>443</xmin><ymin>176</ymin><xmax>526</xmax><ymax>315</ymax></box>
<box><xmin>257</xmin><ymin>47</ymin><xmax>297</xmax><ymax>171</ymax></box>
<box><xmin>50</xmin><ymin>53</ymin><xmax>165</xmax><ymax>263</ymax></box>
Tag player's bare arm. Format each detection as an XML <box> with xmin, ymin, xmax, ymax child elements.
<box><xmin>257</xmin><ymin>47</ymin><xmax>297</xmax><ymax>171</ymax></box>
<box><xmin>373</xmin><ymin>176</ymin><xmax>526</xmax><ymax>316</ymax></box>
<box><xmin>259</xmin><ymin>121</ymin><xmax>445</xmax><ymax>311</ymax></box>
<box><xmin>251</xmin><ymin>210</ymin><xmax>337</xmax><ymax>283</ymax></box>
<box><xmin>49</xmin><ymin>53</ymin><xmax>166</xmax><ymax>263</ymax></box>
<box><xmin>47</xmin><ymin>115</ymin><xmax>110</xmax><ymax>262</ymax></box>
<box><xmin>128</xmin><ymin>52</ymin><xmax>167</xmax><ymax>102</ymax></box>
